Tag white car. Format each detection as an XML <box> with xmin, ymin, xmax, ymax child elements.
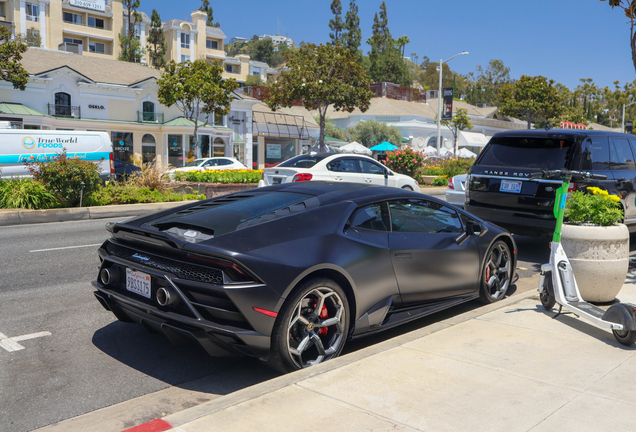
<box><xmin>445</xmin><ymin>174</ymin><xmax>467</xmax><ymax>207</ymax></box>
<box><xmin>258</xmin><ymin>153</ymin><xmax>419</xmax><ymax>190</ymax></box>
<box><xmin>165</xmin><ymin>157</ymin><xmax>247</xmax><ymax>176</ymax></box>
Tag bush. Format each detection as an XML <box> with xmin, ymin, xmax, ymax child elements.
<box><xmin>432</xmin><ymin>176</ymin><xmax>449</xmax><ymax>186</ymax></box>
<box><xmin>440</xmin><ymin>157</ymin><xmax>475</xmax><ymax>178</ymax></box>
<box><xmin>386</xmin><ymin>147</ymin><xmax>425</xmax><ymax>179</ymax></box>
<box><xmin>86</xmin><ymin>183</ymin><xmax>205</xmax><ymax>206</ymax></box>
<box><xmin>27</xmin><ymin>152</ymin><xmax>101</xmax><ymax>207</ymax></box>
<box><xmin>171</xmin><ymin>169</ymin><xmax>262</xmax><ymax>184</ymax></box>
<box><xmin>124</xmin><ymin>160</ymin><xmax>168</xmax><ymax>192</ymax></box>
<box><xmin>0</xmin><ymin>178</ymin><xmax>58</xmax><ymax>209</ymax></box>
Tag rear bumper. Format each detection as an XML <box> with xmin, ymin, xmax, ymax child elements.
<box><xmin>465</xmin><ymin>204</ymin><xmax>555</xmax><ymax>236</ymax></box>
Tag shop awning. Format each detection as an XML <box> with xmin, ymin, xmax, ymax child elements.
<box><xmin>252</xmin><ymin>111</ymin><xmax>309</xmax><ymax>139</ymax></box>
<box><xmin>458</xmin><ymin>131</ymin><xmax>490</xmax><ymax>148</ymax></box>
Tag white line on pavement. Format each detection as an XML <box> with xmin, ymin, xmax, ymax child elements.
<box><xmin>30</xmin><ymin>244</ymin><xmax>102</xmax><ymax>253</ymax></box>
<box><xmin>0</xmin><ymin>331</ymin><xmax>52</xmax><ymax>352</ymax></box>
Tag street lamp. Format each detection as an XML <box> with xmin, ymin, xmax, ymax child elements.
<box><xmin>436</xmin><ymin>51</ymin><xmax>469</xmax><ymax>152</ymax></box>
<box><xmin>622</xmin><ymin>100</ymin><xmax>636</xmax><ymax>133</ymax></box>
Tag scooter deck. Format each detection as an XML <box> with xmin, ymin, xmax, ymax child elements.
<box><xmin>567</xmin><ymin>301</ymin><xmax>605</xmax><ymax>319</ymax></box>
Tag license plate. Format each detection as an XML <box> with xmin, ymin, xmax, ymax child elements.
<box><xmin>272</xmin><ymin>177</ymin><xmax>282</xmax><ymax>185</ymax></box>
<box><xmin>500</xmin><ymin>180</ymin><xmax>522</xmax><ymax>193</ymax></box>
<box><xmin>126</xmin><ymin>268</ymin><xmax>151</xmax><ymax>299</ymax></box>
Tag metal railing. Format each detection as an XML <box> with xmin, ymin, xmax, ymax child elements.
<box><xmin>48</xmin><ymin>104</ymin><xmax>81</xmax><ymax>118</ymax></box>
<box><xmin>137</xmin><ymin>111</ymin><xmax>164</xmax><ymax>123</ymax></box>
<box><xmin>58</xmin><ymin>42</ymin><xmax>82</xmax><ymax>54</ymax></box>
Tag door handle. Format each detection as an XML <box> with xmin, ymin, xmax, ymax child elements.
<box><xmin>365</xmin><ymin>178</ymin><xmax>372</xmax><ymax>183</ymax></box>
<box><xmin>334</xmin><ymin>176</ymin><xmax>342</xmax><ymax>181</ymax></box>
<box><xmin>394</xmin><ymin>253</ymin><xmax>413</xmax><ymax>260</ymax></box>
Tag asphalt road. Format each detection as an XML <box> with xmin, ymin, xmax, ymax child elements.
<box><xmin>0</xmin><ymin>207</ymin><xmax>609</xmax><ymax>432</ymax></box>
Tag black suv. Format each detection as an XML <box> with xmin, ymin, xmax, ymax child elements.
<box><xmin>465</xmin><ymin>129</ymin><xmax>636</xmax><ymax>236</ymax></box>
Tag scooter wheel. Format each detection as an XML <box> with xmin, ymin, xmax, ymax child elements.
<box><xmin>540</xmin><ymin>271</ymin><xmax>556</xmax><ymax>311</ymax></box>
<box><xmin>612</xmin><ymin>329</ymin><xmax>636</xmax><ymax>346</ymax></box>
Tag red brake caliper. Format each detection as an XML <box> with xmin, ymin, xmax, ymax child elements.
<box><xmin>318</xmin><ymin>305</ymin><xmax>328</xmax><ymax>335</ymax></box>
<box><xmin>485</xmin><ymin>265</ymin><xmax>491</xmax><ymax>283</ymax></box>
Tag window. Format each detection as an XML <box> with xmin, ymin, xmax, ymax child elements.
<box><xmin>388</xmin><ymin>199</ymin><xmax>462</xmax><ymax>234</ymax></box>
<box><xmin>349</xmin><ymin>203</ymin><xmax>389</xmax><ymax>231</ymax></box>
<box><xmin>54</xmin><ymin>92</ymin><xmax>71</xmax><ymax>116</ymax></box>
<box><xmin>134</xmin><ymin>23</ymin><xmax>140</xmax><ymax>40</ymax></box>
<box><xmin>141</xmin><ymin>134</ymin><xmax>156</xmax><ymax>164</ymax></box>
<box><xmin>181</xmin><ymin>33</ymin><xmax>190</xmax><ymax>48</ymax></box>
<box><xmin>87</xmin><ymin>17</ymin><xmax>105</xmax><ymax>29</ymax></box>
<box><xmin>89</xmin><ymin>42</ymin><xmax>105</xmax><ymax>54</ymax></box>
<box><xmin>251</xmin><ymin>67</ymin><xmax>261</xmax><ymax>75</ymax></box>
<box><xmin>181</xmin><ymin>55</ymin><xmax>190</xmax><ymax>63</ymax></box>
<box><xmin>610</xmin><ymin>138</ymin><xmax>636</xmax><ymax>170</ymax></box>
<box><xmin>327</xmin><ymin>158</ymin><xmax>358</xmax><ymax>173</ymax></box>
<box><xmin>576</xmin><ymin>137</ymin><xmax>610</xmax><ymax>171</ymax></box>
<box><xmin>64</xmin><ymin>37</ymin><xmax>83</xmax><ymax>45</ymax></box>
<box><xmin>214</xmin><ymin>113</ymin><xmax>224</xmax><ymax>126</ymax></box>
<box><xmin>213</xmin><ymin>137</ymin><xmax>225</xmax><ymax>157</ymax></box>
<box><xmin>357</xmin><ymin>159</ymin><xmax>386</xmax><ymax>175</ymax></box>
<box><xmin>278</xmin><ymin>154</ymin><xmax>330</xmax><ymax>168</ymax></box>
<box><xmin>112</xmin><ymin>132</ymin><xmax>134</xmax><ymax>163</ymax></box>
<box><xmin>225</xmin><ymin>65</ymin><xmax>233</xmax><ymax>73</ymax></box>
<box><xmin>168</xmin><ymin>134</ymin><xmax>184</xmax><ymax>166</ymax></box>
<box><xmin>26</xmin><ymin>3</ymin><xmax>39</xmax><ymax>21</ymax></box>
<box><xmin>479</xmin><ymin>137</ymin><xmax>577</xmax><ymax>170</ymax></box>
<box><xmin>63</xmin><ymin>12</ymin><xmax>82</xmax><ymax>25</ymax></box>
<box><xmin>206</xmin><ymin>39</ymin><xmax>218</xmax><ymax>49</ymax></box>
<box><xmin>142</xmin><ymin>101</ymin><xmax>155</xmax><ymax>122</ymax></box>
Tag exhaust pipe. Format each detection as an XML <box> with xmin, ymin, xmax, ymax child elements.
<box><xmin>100</xmin><ymin>268</ymin><xmax>119</xmax><ymax>286</ymax></box>
<box><xmin>156</xmin><ymin>287</ymin><xmax>178</xmax><ymax>306</ymax></box>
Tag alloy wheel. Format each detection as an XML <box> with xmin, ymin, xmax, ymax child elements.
<box><xmin>484</xmin><ymin>243</ymin><xmax>511</xmax><ymax>301</ymax></box>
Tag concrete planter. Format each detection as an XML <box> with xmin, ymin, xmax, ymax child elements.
<box><xmin>561</xmin><ymin>223</ymin><xmax>629</xmax><ymax>303</ymax></box>
<box><xmin>421</xmin><ymin>175</ymin><xmax>438</xmax><ymax>185</ymax></box>
<box><xmin>204</xmin><ymin>183</ymin><xmax>258</xmax><ymax>198</ymax></box>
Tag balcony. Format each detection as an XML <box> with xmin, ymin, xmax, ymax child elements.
<box><xmin>48</xmin><ymin>104</ymin><xmax>81</xmax><ymax>118</ymax></box>
<box><xmin>137</xmin><ymin>111</ymin><xmax>164</xmax><ymax>123</ymax></box>
<box><xmin>58</xmin><ymin>42</ymin><xmax>82</xmax><ymax>54</ymax></box>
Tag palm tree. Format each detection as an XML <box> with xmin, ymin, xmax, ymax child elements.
<box><xmin>396</xmin><ymin>35</ymin><xmax>410</xmax><ymax>57</ymax></box>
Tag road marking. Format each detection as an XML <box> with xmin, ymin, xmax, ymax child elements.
<box><xmin>30</xmin><ymin>243</ymin><xmax>101</xmax><ymax>253</ymax></box>
<box><xmin>0</xmin><ymin>330</ymin><xmax>51</xmax><ymax>352</ymax></box>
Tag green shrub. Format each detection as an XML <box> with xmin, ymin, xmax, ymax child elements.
<box><xmin>566</xmin><ymin>187</ymin><xmax>623</xmax><ymax>226</ymax></box>
<box><xmin>27</xmin><ymin>152</ymin><xmax>101</xmax><ymax>207</ymax></box>
<box><xmin>171</xmin><ymin>169</ymin><xmax>262</xmax><ymax>184</ymax></box>
<box><xmin>86</xmin><ymin>184</ymin><xmax>205</xmax><ymax>206</ymax></box>
<box><xmin>440</xmin><ymin>157</ymin><xmax>475</xmax><ymax>178</ymax></box>
<box><xmin>0</xmin><ymin>178</ymin><xmax>58</xmax><ymax>209</ymax></box>
<box><xmin>386</xmin><ymin>147</ymin><xmax>425</xmax><ymax>179</ymax></box>
<box><xmin>432</xmin><ymin>176</ymin><xmax>449</xmax><ymax>186</ymax></box>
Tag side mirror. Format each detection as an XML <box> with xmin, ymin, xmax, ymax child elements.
<box><xmin>384</xmin><ymin>169</ymin><xmax>389</xmax><ymax>179</ymax></box>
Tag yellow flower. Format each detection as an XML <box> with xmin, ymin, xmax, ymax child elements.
<box><xmin>608</xmin><ymin>195</ymin><xmax>621</xmax><ymax>202</ymax></box>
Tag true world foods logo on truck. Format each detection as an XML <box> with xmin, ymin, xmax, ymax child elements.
<box><xmin>22</xmin><ymin>136</ymin><xmax>78</xmax><ymax>150</ymax></box>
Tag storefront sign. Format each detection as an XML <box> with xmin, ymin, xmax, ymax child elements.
<box><xmin>69</xmin><ymin>0</ymin><xmax>105</xmax><ymax>12</ymax></box>
<box><xmin>442</xmin><ymin>88</ymin><xmax>453</xmax><ymax>121</ymax></box>
<box><xmin>267</xmin><ymin>143</ymin><xmax>281</xmax><ymax>159</ymax></box>
<box><xmin>88</xmin><ymin>104</ymin><xmax>105</xmax><ymax>110</ymax></box>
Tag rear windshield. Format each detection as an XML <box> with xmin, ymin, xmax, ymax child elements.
<box><xmin>477</xmin><ymin>137</ymin><xmax>576</xmax><ymax>170</ymax></box>
<box><xmin>278</xmin><ymin>154</ymin><xmax>330</xmax><ymax>168</ymax></box>
<box><xmin>151</xmin><ymin>192</ymin><xmax>311</xmax><ymax>237</ymax></box>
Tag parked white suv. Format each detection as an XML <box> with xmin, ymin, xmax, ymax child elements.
<box><xmin>258</xmin><ymin>153</ymin><xmax>419</xmax><ymax>190</ymax></box>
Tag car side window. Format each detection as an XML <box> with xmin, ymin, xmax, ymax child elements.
<box><xmin>327</xmin><ymin>158</ymin><xmax>359</xmax><ymax>173</ymax></box>
<box><xmin>579</xmin><ymin>137</ymin><xmax>610</xmax><ymax>170</ymax></box>
<box><xmin>219</xmin><ymin>159</ymin><xmax>233</xmax><ymax>166</ymax></box>
<box><xmin>388</xmin><ymin>199</ymin><xmax>462</xmax><ymax>234</ymax></box>
<box><xmin>610</xmin><ymin>138</ymin><xmax>636</xmax><ymax>170</ymax></box>
<box><xmin>357</xmin><ymin>159</ymin><xmax>385</xmax><ymax>175</ymax></box>
<box><xmin>349</xmin><ymin>203</ymin><xmax>389</xmax><ymax>231</ymax></box>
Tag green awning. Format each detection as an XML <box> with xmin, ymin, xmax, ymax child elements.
<box><xmin>0</xmin><ymin>102</ymin><xmax>47</xmax><ymax>116</ymax></box>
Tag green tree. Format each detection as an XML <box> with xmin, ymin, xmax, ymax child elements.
<box><xmin>367</xmin><ymin>2</ymin><xmax>409</xmax><ymax>86</ymax></box>
<box><xmin>317</xmin><ymin>116</ymin><xmax>349</xmax><ymax>141</ymax></box>
<box><xmin>199</xmin><ymin>0</ymin><xmax>220</xmax><ymax>27</ymax></box>
<box><xmin>15</xmin><ymin>28</ymin><xmax>41</xmax><ymax>47</ymax></box>
<box><xmin>602</xmin><ymin>0</ymin><xmax>636</xmax><ymax>74</ymax></box>
<box><xmin>347</xmin><ymin>120</ymin><xmax>402</xmax><ymax>148</ymax></box>
<box><xmin>464</xmin><ymin>59</ymin><xmax>511</xmax><ymax>106</ymax></box>
<box><xmin>442</xmin><ymin>108</ymin><xmax>473</xmax><ymax>155</ymax></box>
<box><xmin>343</xmin><ymin>0</ymin><xmax>361</xmax><ymax>58</ymax></box>
<box><xmin>329</xmin><ymin>0</ymin><xmax>344</xmax><ymax>45</ymax></box>
<box><xmin>396</xmin><ymin>35</ymin><xmax>410</xmax><ymax>58</ymax></box>
<box><xmin>119</xmin><ymin>0</ymin><xmax>143</xmax><ymax>63</ymax></box>
<box><xmin>147</xmin><ymin>9</ymin><xmax>166</xmax><ymax>69</ymax></box>
<box><xmin>266</xmin><ymin>43</ymin><xmax>373</xmax><ymax>152</ymax></box>
<box><xmin>157</xmin><ymin>60</ymin><xmax>239</xmax><ymax>156</ymax></box>
<box><xmin>249</xmin><ymin>38</ymin><xmax>274</xmax><ymax>64</ymax></box>
<box><xmin>498</xmin><ymin>75</ymin><xmax>564</xmax><ymax>129</ymax></box>
<box><xmin>420</xmin><ymin>61</ymin><xmax>452</xmax><ymax>90</ymax></box>
<box><xmin>245</xmin><ymin>74</ymin><xmax>262</xmax><ymax>86</ymax></box>
<box><xmin>0</xmin><ymin>26</ymin><xmax>29</xmax><ymax>91</ymax></box>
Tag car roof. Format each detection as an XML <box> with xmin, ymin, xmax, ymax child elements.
<box><xmin>492</xmin><ymin>128</ymin><xmax>631</xmax><ymax>139</ymax></box>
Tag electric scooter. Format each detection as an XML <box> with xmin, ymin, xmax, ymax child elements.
<box><xmin>534</xmin><ymin>169</ymin><xmax>636</xmax><ymax>346</ymax></box>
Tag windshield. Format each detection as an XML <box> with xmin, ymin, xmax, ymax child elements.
<box><xmin>278</xmin><ymin>154</ymin><xmax>330</xmax><ymax>168</ymax></box>
<box><xmin>477</xmin><ymin>137</ymin><xmax>576</xmax><ymax>170</ymax></box>
<box><xmin>151</xmin><ymin>192</ymin><xmax>311</xmax><ymax>237</ymax></box>
<box><xmin>185</xmin><ymin>159</ymin><xmax>205</xmax><ymax>167</ymax></box>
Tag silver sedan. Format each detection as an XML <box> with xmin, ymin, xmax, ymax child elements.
<box><xmin>445</xmin><ymin>174</ymin><xmax>467</xmax><ymax>207</ymax></box>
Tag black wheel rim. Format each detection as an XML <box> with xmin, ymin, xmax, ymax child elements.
<box><xmin>286</xmin><ymin>287</ymin><xmax>345</xmax><ymax>369</ymax></box>
<box><xmin>484</xmin><ymin>243</ymin><xmax>511</xmax><ymax>301</ymax></box>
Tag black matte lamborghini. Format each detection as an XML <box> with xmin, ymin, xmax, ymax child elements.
<box><xmin>93</xmin><ymin>182</ymin><xmax>516</xmax><ymax>373</ymax></box>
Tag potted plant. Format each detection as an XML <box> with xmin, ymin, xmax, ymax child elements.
<box><xmin>563</xmin><ymin>187</ymin><xmax>629</xmax><ymax>303</ymax></box>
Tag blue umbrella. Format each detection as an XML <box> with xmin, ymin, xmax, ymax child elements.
<box><xmin>369</xmin><ymin>141</ymin><xmax>398</xmax><ymax>152</ymax></box>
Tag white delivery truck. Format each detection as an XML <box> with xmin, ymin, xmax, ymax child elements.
<box><xmin>0</xmin><ymin>130</ymin><xmax>114</xmax><ymax>179</ymax></box>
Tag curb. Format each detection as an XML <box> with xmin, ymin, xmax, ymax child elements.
<box><xmin>0</xmin><ymin>201</ymin><xmax>197</xmax><ymax>227</ymax></box>
<box><xmin>156</xmin><ymin>275</ymin><xmax>539</xmax><ymax>430</ymax></box>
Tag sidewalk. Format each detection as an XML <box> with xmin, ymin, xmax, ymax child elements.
<box><xmin>125</xmin><ymin>272</ymin><xmax>636</xmax><ymax>432</ymax></box>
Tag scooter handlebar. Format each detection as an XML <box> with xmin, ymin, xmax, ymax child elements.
<box><xmin>528</xmin><ymin>170</ymin><xmax>607</xmax><ymax>181</ymax></box>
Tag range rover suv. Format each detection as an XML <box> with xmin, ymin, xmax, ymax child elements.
<box><xmin>465</xmin><ymin>129</ymin><xmax>636</xmax><ymax>236</ymax></box>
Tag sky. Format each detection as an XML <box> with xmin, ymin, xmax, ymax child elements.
<box><xmin>147</xmin><ymin>0</ymin><xmax>635</xmax><ymax>91</ymax></box>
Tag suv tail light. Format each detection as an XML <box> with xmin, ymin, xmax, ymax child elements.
<box><xmin>568</xmin><ymin>182</ymin><xmax>578</xmax><ymax>193</ymax></box>
<box><xmin>447</xmin><ymin>178</ymin><xmax>455</xmax><ymax>190</ymax></box>
<box><xmin>292</xmin><ymin>173</ymin><xmax>313</xmax><ymax>182</ymax></box>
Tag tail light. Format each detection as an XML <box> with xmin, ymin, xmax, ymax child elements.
<box><xmin>447</xmin><ymin>178</ymin><xmax>455</xmax><ymax>190</ymax></box>
<box><xmin>109</xmin><ymin>153</ymin><xmax>114</xmax><ymax>174</ymax></box>
<box><xmin>261</xmin><ymin>171</ymin><xmax>265</xmax><ymax>180</ymax></box>
<box><xmin>292</xmin><ymin>173</ymin><xmax>313</xmax><ymax>182</ymax></box>
<box><xmin>567</xmin><ymin>182</ymin><xmax>578</xmax><ymax>193</ymax></box>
